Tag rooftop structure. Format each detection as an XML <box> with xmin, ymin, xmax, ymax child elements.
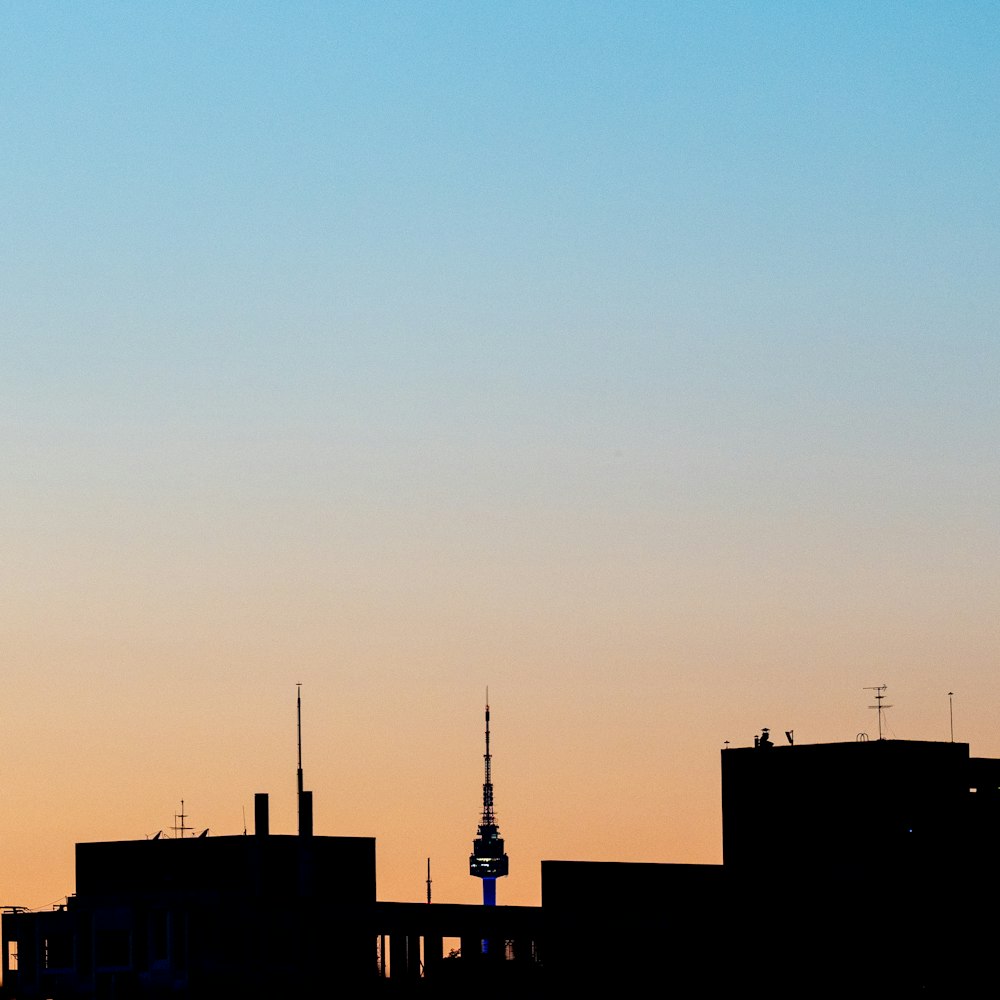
<box><xmin>721</xmin><ymin>734</ymin><xmax>1000</xmax><ymax>876</ymax></box>
<box><xmin>2</xmin><ymin>803</ymin><xmax>377</xmax><ymax>999</ymax></box>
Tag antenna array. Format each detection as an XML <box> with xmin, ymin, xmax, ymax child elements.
<box><xmin>864</xmin><ymin>685</ymin><xmax>892</xmax><ymax>741</ymax></box>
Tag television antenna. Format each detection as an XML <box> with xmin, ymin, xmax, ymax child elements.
<box><xmin>172</xmin><ymin>800</ymin><xmax>192</xmax><ymax>839</ymax></box>
<box><xmin>864</xmin><ymin>685</ymin><xmax>892</xmax><ymax>740</ymax></box>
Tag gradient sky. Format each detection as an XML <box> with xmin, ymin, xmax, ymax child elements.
<box><xmin>2</xmin><ymin>2</ymin><xmax>999</xmax><ymax>913</ymax></box>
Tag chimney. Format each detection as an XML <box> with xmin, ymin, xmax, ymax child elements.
<box><xmin>299</xmin><ymin>790</ymin><xmax>313</xmax><ymax>837</ymax></box>
<box><xmin>254</xmin><ymin>793</ymin><xmax>269</xmax><ymax>837</ymax></box>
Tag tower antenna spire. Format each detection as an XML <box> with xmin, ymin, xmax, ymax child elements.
<box><xmin>482</xmin><ymin>688</ymin><xmax>494</xmax><ymax>827</ymax></box>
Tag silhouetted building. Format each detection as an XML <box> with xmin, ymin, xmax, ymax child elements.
<box><xmin>540</xmin><ymin>860</ymin><xmax>727</xmax><ymax>993</ymax></box>
<box><xmin>2</xmin><ymin>805</ymin><xmax>376</xmax><ymax>998</ymax></box>
<box><xmin>539</xmin><ymin>737</ymin><xmax>1000</xmax><ymax>997</ymax></box>
<box><xmin>721</xmin><ymin>736</ymin><xmax>996</xmax><ymax>874</ymax></box>
<box><xmin>1</xmin><ymin>794</ymin><xmax>542</xmax><ymax>999</ymax></box>
<box><xmin>718</xmin><ymin>737</ymin><xmax>1000</xmax><ymax>995</ymax></box>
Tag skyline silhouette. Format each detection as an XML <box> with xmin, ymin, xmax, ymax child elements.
<box><xmin>5</xmin><ymin>726</ymin><xmax>997</xmax><ymax>997</ymax></box>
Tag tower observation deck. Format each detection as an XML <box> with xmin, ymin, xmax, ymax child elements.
<box><xmin>469</xmin><ymin>695</ymin><xmax>508</xmax><ymax>906</ymax></box>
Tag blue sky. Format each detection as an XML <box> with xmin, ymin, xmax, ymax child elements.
<box><xmin>2</xmin><ymin>2</ymin><xmax>998</xmax><ymax>908</ymax></box>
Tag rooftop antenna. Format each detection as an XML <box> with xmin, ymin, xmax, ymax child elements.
<box><xmin>948</xmin><ymin>691</ymin><xmax>954</xmax><ymax>742</ymax></box>
<box><xmin>297</xmin><ymin>683</ymin><xmax>304</xmax><ymax>802</ymax></box>
<box><xmin>172</xmin><ymin>800</ymin><xmax>192</xmax><ymax>839</ymax></box>
<box><xmin>296</xmin><ymin>684</ymin><xmax>314</xmax><ymax>836</ymax></box>
<box><xmin>864</xmin><ymin>685</ymin><xmax>892</xmax><ymax>740</ymax></box>
<box><xmin>426</xmin><ymin>858</ymin><xmax>432</xmax><ymax>904</ymax></box>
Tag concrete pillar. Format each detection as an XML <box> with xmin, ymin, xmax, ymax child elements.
<box><xmin>389</xmin><ymin>933</ymin><xmax>409</xmax><ymax>979</ymax></box>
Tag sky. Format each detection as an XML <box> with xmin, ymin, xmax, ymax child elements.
<box><xmin>2</xmin><ymin>1</ymin><xmax>999</xmax><ymax>913</ymax></box>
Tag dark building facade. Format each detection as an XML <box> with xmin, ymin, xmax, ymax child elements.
<box><xmin>3</xmin><ymin>832</ymin><xmax>378</xmax><ymax>998</ymax></box>
<box><xmin>539</xmin><ymin>737</ymin><xmax>1000</xmax><ymax>997</ymax></box>
<box><xmin>1</xmin><ymin>809</ymin><xmax>543</xmax><ymax>998</ymax></box>
<box><xmin>721</xmin><ymin>737</ymin><xmax>998</xmax><ymax>875</ymax></box>
<box><xmin>719</xmin><ymin>738</ymin><xmax>1000</xmax><ymax>996</ymax></box>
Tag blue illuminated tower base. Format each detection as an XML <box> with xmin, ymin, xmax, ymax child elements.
<box><xmin>482</xmin><ymin>876</ymin><xmax>496</xmax><ymax>907</ymax></box>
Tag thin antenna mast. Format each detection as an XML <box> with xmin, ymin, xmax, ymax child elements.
<box><xmin>948</xmin><ymin>691</ymin><xmax>954</xmax><ymax>742</ymax></box>
<box><xmin>295</xmin><ymin>683</ymin><xmax>314</xmax><ymax>837</ymax></box>
<box><xmin>297</xmin><ymin>683</ymin><xmax>303</xmax><ymax>800</ymax></box>
<box><xmin>172</xmin><ymin>800</ymin><xmax>191</xmax><ymax>839</ymax></box>
<box><xmin>864</xmin><ymin>685</ymin><xmax>892</xmax><ymax>740</ymax></box>
<box><xmin>426</xmin><ymin>858</ymin><xmax>432</xmax><ymax>904</ymax></box>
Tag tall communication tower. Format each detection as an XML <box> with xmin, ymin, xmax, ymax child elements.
<box><xmin>469</xmin><ymin>692</ymin><xmax>508</xmax><ymax>906</ymax></box>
